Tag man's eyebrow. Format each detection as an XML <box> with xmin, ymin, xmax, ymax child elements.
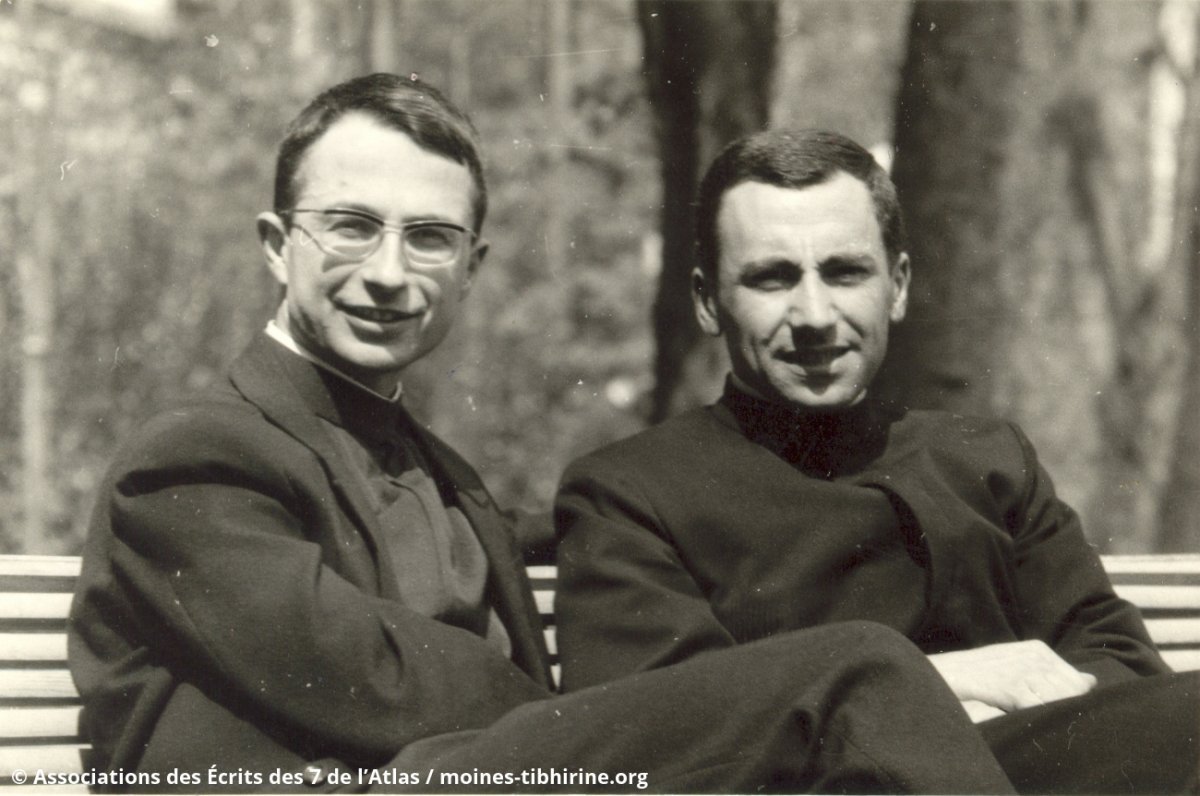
<box><xmin>742</xmin><ymin>257</ymin><xmax>800</xmax><ymax>273</ymax></box>
<box><xmin>309</xmin><ymin>202</ymin><xmax>383</xmax><ymax>219</ymax></box>
<box><xmin>320</xmin><ymin>202</ymin><xmax>461</xmax><ymax>225</ymax></box>
<box><xmin>818</xmin><ymin>252</ymin><xmax>879</xmax><ymax>268</ymax></box>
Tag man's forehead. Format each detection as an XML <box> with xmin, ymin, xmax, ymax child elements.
<box><xmin>292</xmin><ymin>113</ymin><xmax>474</xmax><ymax>217</ymax></box>
<box><xmin>721</xmin><ymin>172</ymin><xmax>872</xmax><ymax>212</ymax></box>
<box><xmin>716</xmin><ymin>174</ymin><xmax>883</xmax><ymax>250</ymax></box>
<box><xmin>299</xmin><ymin>115</ymin><xmax>463</xmax><ymax>179</ymax></box>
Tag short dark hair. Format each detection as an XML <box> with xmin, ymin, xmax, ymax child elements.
<box><xmin>273</xmin><ymin>73</ymin><xmax>487</xmax><ymax>231</ymax></box>
<box><xmin>695</xmin><ymin>128</ymin><xmax>906</xmax><ymax>280</ymax></box>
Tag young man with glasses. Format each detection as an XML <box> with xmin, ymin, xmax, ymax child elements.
<box><xmin>70</xmin><ymin>74</ymin><xmax>1018</xmax><ymax>793</ymax></box>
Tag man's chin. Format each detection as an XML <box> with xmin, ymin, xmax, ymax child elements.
<box><xmin>774</xmin><ymin>382</ymin><xmax>864</xmax><ymax>413</ymax></box>
<box><xmin>329</xmin><ymin>342</ymin><xmax>425</xmax><ymax>386</ymax></box>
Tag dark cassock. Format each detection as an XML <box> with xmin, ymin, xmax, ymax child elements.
<box><xmin>556</xmin><ymin>380</ymin><xmax>1200</xmax><ymax>794</ymax></box>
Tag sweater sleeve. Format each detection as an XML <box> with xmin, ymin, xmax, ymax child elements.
<box><xmin>554</xmin><ymin>453</ymin><xmax>737</xmax><ymax>692</ymax></box>
<box><xmin>1004</xmin><ymin>424</ymin><xmax>1170</xmax><ymax>683</ymax></box>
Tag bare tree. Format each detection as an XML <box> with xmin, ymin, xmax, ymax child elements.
<box><xmin>13</xmin><ymin>3</ymin><xmax>58</xmax><ymax>553</ymax></box>
<box><xmin>1156</xmin><ymin>1</ymin><xmax>1200</xmax><ymax>552</ymax></box>
<box><xmin>885</xmin><ymin>0</ymin><xmax>1200</xmax><ymax>552</ymax></box>
<box><xmin>638</xmin><ymin>0</ymin><xmax>778</xmax><ymax>421</ymax></box>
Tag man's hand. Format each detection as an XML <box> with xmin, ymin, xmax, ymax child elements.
<box><xmin>928</xmin><ymin>640</ymin><xmax>1097</xmax><ymax>722</ymax></box>
<box><xmin>957</xmin><ymin>699</ymin><xmax>1007</xmax><ymax>724</ymax></box>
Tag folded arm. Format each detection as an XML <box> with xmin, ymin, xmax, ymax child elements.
<box><xmin>1003</xmin><ymin>424</ymin><xmax>1168</xmax><ymax>683</ymax></box>
<box><xmin>554</xmin><ymin>457</ymin><xmax>738</xmax><ymax>691</ymax></box>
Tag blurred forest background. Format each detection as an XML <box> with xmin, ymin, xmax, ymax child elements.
<box><xmin>5</xmin><ymin>0</ymin><xmax>1200</xmax><ymax>556</ymax></box>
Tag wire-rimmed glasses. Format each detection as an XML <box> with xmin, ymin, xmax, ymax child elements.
<box><xmin>280</xmin><ymin>208</ymin><xmax>475</xmax><ymax>266</ymax></box>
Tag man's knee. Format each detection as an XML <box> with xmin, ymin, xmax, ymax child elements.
<box><xmin>726</xmin><ymin>621</ymin><xmax>932</xmax><ymax>692</ymax></box>
<box><xmin>788</xmin><ymin>621</ymin><xmax>941</xmax><ymax>692</ymax></box>
<box><xmin>798</xmin><ymin>620</ymin><xmax>924</xmax><ymax>663</ymax></box>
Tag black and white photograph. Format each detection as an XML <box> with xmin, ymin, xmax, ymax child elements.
<box><xmin>3</xmin><ymin>0</ymin><xmax>1200</xmax><ymax>792</ymax></box>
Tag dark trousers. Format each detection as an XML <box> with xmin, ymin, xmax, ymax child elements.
<box><xmin>387</xmin><ymin>621</ymin><xmax>1014</xmax><ymax>793</ymax></box>
<box><xmin>981</xmin><ymin>670</ymin><xmax>1199</xmax><ymax>794</ymax></box>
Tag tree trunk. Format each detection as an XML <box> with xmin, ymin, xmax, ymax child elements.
<box><xmin>637</xmin><ymin>0</ymin><xmax>777</xmax><ymax>422</ymax></box>
<box><xmin>289</xmin><ymin>0</ymin><xmax>329</xmax><ymax>99</ymax></box>
<box><xmin>14</xmin><ymin>3</ymin><xmax>57</xmax><ymax>552</ymax></box>
<box><xmin>885</xmin><ymin>0</ymin><xmax>1198</xmax><ymax>552</ymax></box>
<box><xmin>544</xmin><ymin>0</ymin><xmax>571</xmax><ymax>279</ymax></box>
<box><xmin>369</xmin><ymin>0</ymin><xmax>401</xmax><ymax>74</ymax></box>
<box><xmin>1156</xmin><ymin>2</ymin><xmax>1200</xmax><ymax>553</ymax></box>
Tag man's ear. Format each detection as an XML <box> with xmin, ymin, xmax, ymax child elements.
<box><xmin>889</xmin><ymin>252</ymin><xmax>911</xmax><ymax>323</ymax></box>
<box><xmin>460</xmin><ymin>239</ymin><xmax>488</xmax><ymax>298</ymax></box>
<box><xmin>256</xmin><ymin>212</ymin><xmax>290</xmax><ymax>287</ymax></box>
<box><xmin>692</xmin><ymin>267</ymin><xmax>722</xmax><ymax>337</ymax></box>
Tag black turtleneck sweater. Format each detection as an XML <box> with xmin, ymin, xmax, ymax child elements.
<box><xmin>555</xmin><ymin>381</ymin><xmax>1167</xmax><ymax>693</ymax></box>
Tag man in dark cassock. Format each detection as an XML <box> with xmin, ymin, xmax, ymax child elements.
<box><xmin>555</xmin><ymin>127</ymin><xmax>1200</xmax><ymax>795</ymax></box>
<box><xmin>69</xmin><ymin>77</ymin><xmax>1017</xmax><ymax>793</ymax></box>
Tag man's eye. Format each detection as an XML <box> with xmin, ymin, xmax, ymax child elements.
<box><xmin>406</xmin><ymin>225</ymin><xmax>458</xmax><ymax>252</ymax></box>
<box><xmin>326</xmin><ymin>215</ymin><xmax>379</xmax><ymax>239</ymax></box>
<box><xmin>825</xmin><ymin>266</ymin><xmax>869</xmax><ymax>285</ymax></box>
<box><xmin>743</xmin><ymin>266</ymin><xmax>795</xmax><ymax>290</ymax></box>
<box><xmin>749</xmin><ymin>278</ymin><xmax>788</xmax><ymax>291</ymax></box>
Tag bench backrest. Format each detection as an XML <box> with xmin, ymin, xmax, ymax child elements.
<box><xmin>3</xmin><ymin>554</ymin><xmax>1199</xmax><ymax>785</ymax></box>
<box><xmin>0</xmin><ymin>556</ymin><xmax>87</xmax><ymax>784</ymax></box>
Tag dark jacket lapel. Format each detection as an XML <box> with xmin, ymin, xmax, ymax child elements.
<box><xmin>226</xmin><ymin>335</ymin><xmax>399</xmax><ymax>597</ymax></box>
<box><xmin>229</xmin><ymin>335</ymin><xmax>551</xmax><ymax>687</ymax></box>
<box><xmin>404</xmin><ymin>420</ymin><xmax>554</xmax><ymax>689</ymax></box>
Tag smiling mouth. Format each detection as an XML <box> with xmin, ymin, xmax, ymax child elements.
<box><xmin>339</xmin><ymin>304</ymin><xmax>423</xmax><ymax>324</ymax></box>
<box><xmin>778</xmin><ymin>347</ymin><xmax>849</xmax><ymax>368</ymax></box>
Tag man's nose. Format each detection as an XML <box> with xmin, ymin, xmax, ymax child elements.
<box><xmin>787</xmin><ymin>278</ymin><xmax>836</xmax><ymax>330</ymax></box>
<box><xmin>358</xmin><ymin>231</ymin><xmax>409</xmax><ymax>289</ymax></box>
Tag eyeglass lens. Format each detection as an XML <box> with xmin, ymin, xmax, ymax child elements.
<box><xmin>298</xmin><ymin>211</ymin><xmax>467</xmax><ymax>264</ymax></box>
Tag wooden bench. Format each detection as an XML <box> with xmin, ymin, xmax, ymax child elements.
<box><xmin>2</xmin><ymin>554</ymin><xmax>1199</xmax><ymax>788</ymax></box>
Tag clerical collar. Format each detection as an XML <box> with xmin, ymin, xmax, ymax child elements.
<box><xmin>265</xmin><ymin>322</ymin><xmax>407</xmax><ymax>445</ymax></box>
<box><xmin>719</xmin><ymin>377</ymin><xmax>894</xmax><ymax>477</ymax></box>
<box><xmin>265</xmin><ymin>320</ymin><xmax>402</xmax><ymax>402</ymax></box>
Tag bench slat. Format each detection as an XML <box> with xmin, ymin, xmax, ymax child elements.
<box><xmin>1099</xmin><ymin>554</ymin><xmax>1200</xmax><ymax>575</ymax></box>
<box><xmin>525</xmin><ymin>565</ymin><xmax>557</xmax><ymax>582</ymax></box>
<box><xmin>1111</xmin><ymin>584</ymin><xmax>1200</xmax><ymax>610</ymax></box>
<box><xmin>0</xmin><ymin>671</ymin><xmax>77</xmax><ymax>701</ymax></box>
<box><xmin>0</xmin><ymin>558</ymin><xmax>81</xmax><ymax>580</ymax></box>
<box><xmin>1161</xmin><ymin>649</ymin><xmax>1200</xmax><ymax>672</ymax></box>
<box><xmin>0</xmin><ymin>707</ymin><xmax>80</xmax><ymax>739</ymax></box>
<box><xmin>0</xmin><ymin>744</ymin><xmax>86</xmax><ymax>776</ymax></box>
<box><xmin>0</xmin><ymin>635</ymin><xmax>68</xmax><ymax>662</ymax></box>
<box><xmin>1144</xmin><ymin>618</ymin><xmax>1200</xmax><ymax>645</ymax></box>
<box><xmin>0</xmin><ymin>595</ymin><xmax>73</xmax><ymax>622</ymax></box>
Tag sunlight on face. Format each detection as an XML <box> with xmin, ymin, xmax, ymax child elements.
<box><xmin>263</xmin><ymin>113</ymin><xmax>480</xmax><ymax>394</ymax></box>
<box><xmin>697</xmin><ymin>173</ymin><xmax>909</xmax><ymax>411</ymax></box>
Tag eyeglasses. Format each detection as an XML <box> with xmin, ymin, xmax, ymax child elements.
<box><xmin>280</xmin><ymin>208</ymin><xmax>475</xmax><ymax>266</ymax></box>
